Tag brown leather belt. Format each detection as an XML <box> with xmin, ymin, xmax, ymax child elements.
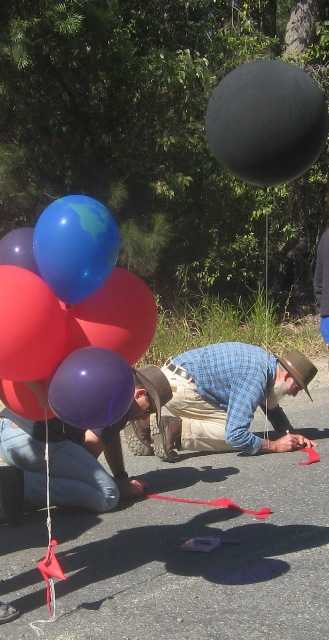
<box><xmin>164</xmin><ymin>359</ymin><xmax>194</xmax><ymax>382</ymax></box>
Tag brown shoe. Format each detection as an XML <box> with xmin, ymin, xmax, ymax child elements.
<box><xmin>153</xmin><ymin>415</ymin><xmax>182</xmax><ymax>462</ymax></box>
<box><xmin>0</xmin><ymin>602</ymin><xmax>20</xmax><ymax>625</ymax></box>
<box><xmin>124</xmin><ymin>419</ymin><xmax>154</xmax><ymax>456</ymax></box>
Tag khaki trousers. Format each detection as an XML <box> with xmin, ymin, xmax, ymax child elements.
<box><xmin>161</xmin><ymin>365</ymin><xmax>232</xmax><ymax>452</ymax></box>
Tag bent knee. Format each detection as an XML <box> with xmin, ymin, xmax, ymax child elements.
<box><xmin>97</xmin><ymin>483</ymin><xmax>120</xmax><ymax>513</ymax></box>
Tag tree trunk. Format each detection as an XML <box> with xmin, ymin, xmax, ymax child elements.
<box><xmin>262</xmin><ymin>0</ymin><xmax>277</xmax><ymax>38</ymax></box>
<box><xmin>284</xmin><ymin>0</ymin><xmax>324</xmax><ymax>56</ymax></box>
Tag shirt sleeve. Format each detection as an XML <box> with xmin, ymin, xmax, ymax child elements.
<box><xmin>225</xmin><ymin>374</ymin><xmax>266</xmax><ymax>454</ymax></box>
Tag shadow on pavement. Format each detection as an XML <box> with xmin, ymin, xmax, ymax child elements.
<box><xmin>138</xmin><ymin>465</ymin><xmax>239</xmax><ymax>493</ymax></box>
<box><xmin>296</xmin><ymin>427</ymin><xmax>329</xmax><ymax>440</ymax></box>
<box><xmin>3</xmin><ymin>507</ymin><xmax>329</xmax><ymax>615</ymax></box>
<box><xmin>0</xmin><ymin>464</ymin><xmax>238</xmax><ymax>553</ymax></box>
<box><xmin>253</xmin><ymin>426</ymin><xmax>329</xmax><ymax>441</ymax></box>
<box><xmin>0</xmin><ymin>509</ymin><xmax>101</xmax><ymax>555</ymax></box>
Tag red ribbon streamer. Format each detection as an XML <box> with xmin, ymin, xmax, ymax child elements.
<box><xmin>298</xmin><ymin>446</ymin><xmax>320</xmax><ymax>466</ymax></box>
<box><xmin>37</xmin><ymin>539</ymin><xmax>66</xmax><ymax>613</ymax></box>
<box><xmin>145</xmin><ymin>493</ymin><xmax>272</xmax><ymax>519</ymax></box>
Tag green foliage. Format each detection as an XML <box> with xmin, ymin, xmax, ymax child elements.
<box><xmin>0</xmin><ymin>0</ymin><xmax>327</xmax><ymax>310</ymax></box>
<box><xmin>244</xmin><ymin>288</ymin><xmax>280</xmax><ymax>347</ymax></box>
<box><xmin>144</xmin><ymin>289</ymin><xmax>324</xmax><ymax>366</ymax></box>
<box><xmin>306</xmin><ymin>21</ymin><xmax>329</xmax><ymax>63</ymax></box>
<box><xmin>120</xmin><ymin>213</ymin><xmax>172</xmax><ymax>276</ymax></box>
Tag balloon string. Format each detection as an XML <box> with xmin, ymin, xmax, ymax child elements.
<box><xmin>45</xmin><ymin>416</ymin><xmax>52</xmax><ymax>547</ymax></box>
<box><xmin>29</xmin><ymin>580</ymin><xmax>56</xmax><ymax>638</ymax></box>
<box><xmin>30</xmin><ymin>413</ymin><xmax>57</xmax><ymax>637</ymax></box>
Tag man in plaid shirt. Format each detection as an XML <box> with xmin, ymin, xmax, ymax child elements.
<box><xmin>128</xmin><ymin>342</ymin><xmax>318</xmax><ymax>461</ymax></box>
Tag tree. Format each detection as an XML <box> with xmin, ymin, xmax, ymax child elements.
<box><xmin>0</xmin><ymin>1</ymin><xmax>327</xmax><ymax>310</ymax></box>
<box><xmin>284</xmin><ymin>0</ymin><xmax>327</xmax><ymax>56</ymax></box>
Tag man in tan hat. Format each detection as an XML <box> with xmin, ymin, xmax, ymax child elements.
<box><xmin>124</xmin><ymin>342</ymin><xmax>318</xmax><ymax>461</ymax></box>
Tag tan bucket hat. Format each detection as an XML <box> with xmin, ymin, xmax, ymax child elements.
<box><xmin>133</xmin><ymin>365</ymin><xmax>173</xmax><ymax>425</ymax></box>
<box><xmin>275</xmin><ymin>350</ymin><xmax>318</xmax><ymax>401</ymax></box>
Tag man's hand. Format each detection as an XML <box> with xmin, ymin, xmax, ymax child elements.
<box><xmin>116</xmin><ymin>477</ymin><xmax>147</xmax><ymax>501</ymax></box>
<box><xmin>268</xmin><ymin>432</ymin><xmax>316</xmax><ymax>453</ymax></box>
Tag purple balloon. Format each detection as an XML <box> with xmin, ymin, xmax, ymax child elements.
<box><xmin>48</xmin><ymin>347</ymin><xmax>135</xmax><ymax>429</ymax></box>
<box><xmin>0</xmin><ymin>227</ymin><xmax>39</xmax><ymax>274</ymax></box>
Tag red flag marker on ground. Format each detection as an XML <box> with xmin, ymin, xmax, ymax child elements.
<box><xmin>298</xmin><ymin>446</ymin><xmax>320</xmax><ymax>466</ymax></box>
<box><xmin>145</xmin><ymin>493</ymin><xmax>272</xmax><ymax>520</ymax></box>
<box><xmin>37</xmin><ymin>539</ymin><xmax>66</xmax><ymax>614</ymax></box>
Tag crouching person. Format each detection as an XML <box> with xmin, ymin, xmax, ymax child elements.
<box><xmin>0</xmin><ymin>365</ymin><xmax>173</xmax><ymax>514</ymax></box>
<box><xmin>125</xmin><ymin>342</ymin><xmax>318</xmax><ymax>461</ymax></box>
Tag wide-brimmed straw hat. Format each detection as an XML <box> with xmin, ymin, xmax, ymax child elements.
<box><xmin>275</xmin><ymin>350</ymin><xmax>318</xmax><ymax>401</ymax></box>
<box><xmin>133</xmin><ymin>365</ymin><xmax>173</xmax><ymax>425</ymax></box>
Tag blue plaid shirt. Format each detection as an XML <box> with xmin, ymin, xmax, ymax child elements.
<box><xmin>172</xmin><ymin>342</ymin><xmax>277</xmax><ymax>454</ymax></box>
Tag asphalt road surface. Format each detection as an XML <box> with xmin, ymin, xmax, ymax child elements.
<box><xmin>1</xmin><ymin>358</ymin><xmax>328</xmax><ymax>640</ymax></box>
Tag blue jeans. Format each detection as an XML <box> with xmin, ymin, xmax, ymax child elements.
<box><xmin>0</xmin><ymin>419</ymin><xmax>119</xmax><ymax>513</ymax></box>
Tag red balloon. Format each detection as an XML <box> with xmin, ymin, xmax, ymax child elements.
<box><xmin>0</xmin><ymin>266</ymin><xmax>67</xmax><ymax>381</ymax></box>
<box><xmin>66</xmin><ymin>268</ymin><xmax>157</xmax><ymax>364</ymax></box>
<box><xmin>0</xmin><ymin>379</ymin><xmax>54</xmax><ymax>420</ymax></box>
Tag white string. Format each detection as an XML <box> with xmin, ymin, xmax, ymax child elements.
<box><xmin>30</xmin><ymin>414</ymin><xmax>57</xmax><ymax>637</ymax></box>
<box><xmin>264</xmin><ymin>209</ymin><xmax>270</xmax><ymax>445</ymax></box>
<box><xmin>45</xmin><ymin>418</ymin><xmax>53</xmax><ymax>548</ymax></box>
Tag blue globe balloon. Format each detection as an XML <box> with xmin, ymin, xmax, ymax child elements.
<box><xmin>33</xmin><ymin>195</ymin><xmax>121</xmax><ymax>303</ymax></box>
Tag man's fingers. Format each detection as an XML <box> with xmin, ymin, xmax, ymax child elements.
<box><xmin>276</xmin><ymin>433</ymin><xmax>317</xmax><ymax>453</ymax></box>
<box><xmin>292</xmin><ymin>433</ymin><xmax>317</xmax><ymax>448</ymax></box>
<box><xmin>293</xmin><ymin>437</ymin><xmax>317</xmax><ymax>450</ymax></box>
<box><xmin>129</xmin><ymin>479</ymin><xmax>147</xmax><ymax>495</ymax></box>
<box><xmin>303</xmin><ymin>438</ymin><xmax>316</xmax><ymax>448</ymax></box>
<box><xmin>285</xmin><ymin>434</ymin><xmax>305</xmax><ymax>450</ymax></box>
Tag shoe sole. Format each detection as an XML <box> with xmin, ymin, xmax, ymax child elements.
<box><xmin>152</xmin><ymin>423</ymin><xmax>180</xmax><ymax>463</ymax></box>
<box><xmin>0</xmin><ymin>609</ymin><xmax>20</xmax><ymax>624</ymax></box>
<box><xmin>123</xmin><ymin>423</ymin><xmax>154</xmax><ymax>456</ymax></box>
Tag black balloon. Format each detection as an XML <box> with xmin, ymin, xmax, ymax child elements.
<box><xmin>206</xmin><ymin>59</ymin><xmax>328</xmax><ymax>187</ymax></box>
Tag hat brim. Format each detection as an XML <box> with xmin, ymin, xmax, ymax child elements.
<box><xmin>134</xmin><ymin>370</ymin><xmax>162</xmax><ymax>425</ymax></box>
<box><xmin>275</xmin><ymin>354</ymin><xmax>313</xmax><ymax>402</ymax></box>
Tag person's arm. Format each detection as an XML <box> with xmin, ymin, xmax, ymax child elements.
<box><xmin>102</xmin><ymin>431</ymin><xmax>126</xmax><ymax>478</ymax></box>
<box><xmin>225</xmin><ymin>382</ymin><xmax>263</xmax><ymax>454</ymax></box>
<box><xmin>102</xmin><ymin>430</ymin><xmax>146</xmax><ymax>500</ymax></box>
<box><xmin>225</xmin><ymin>373</ymin><xmax>314</xmax><ymax>454</ymax></box>
<box><xmin>313</xmin><ymin>230</ymin><xmax>329</xmax><ymax>307</ymax></box>
<box><xmin>261</xmin><ymin>405</ymin><xmax>294</xmax><ymax>434</ymax></box>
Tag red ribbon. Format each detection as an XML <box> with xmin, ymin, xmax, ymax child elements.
<box><xmin>37</xmin><ymin>539</ymin><xmax>66</xmax><ymax>613</ymax></box>
<box><xmin>145</xmin><ymin>493</ymin><xmax>272</xmax><ymax>519</ymax></box>
<box><xmin>298</xmin><ymin>446</ymin><xmax>320</xmax><ymax>466</ymax></box>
